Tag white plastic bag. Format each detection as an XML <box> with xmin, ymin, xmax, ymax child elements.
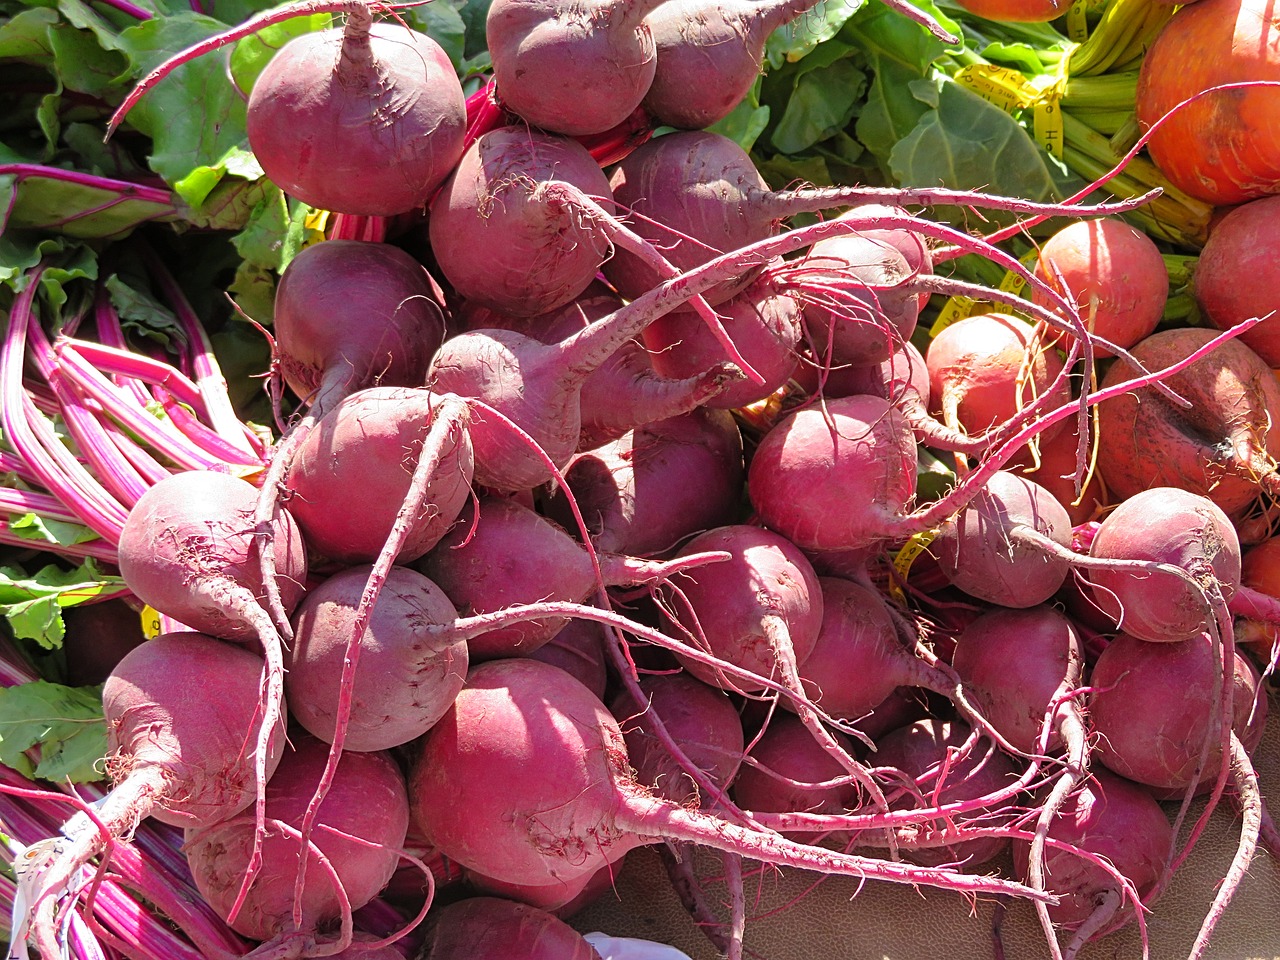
<box><xmin>583</xmin><ymin>932</ymin><xmax>694</xmax><ymax>960</ymax></box>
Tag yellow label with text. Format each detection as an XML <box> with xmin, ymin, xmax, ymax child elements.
<box><xmin>930</xmin><ymin>296</ymin><xmax>979</xmax><ymax>337</ymax></box>
<box><xmin>954</xmin><ymin>64</ymin><xmax>1065</xmax><ymax>161</ymax></box>
<box><xmin>991</xmin><ymin>250</ymin><xmax>1046</xmax><ymax>317</ymax></box>
<box><xmin>140</xmin><ymin>605</ymin><xmax>163</xmax><ymax>639</ymax></box>
<box><xmin>1066</xmin><ymin>0</ymin><xmax>1089</xmax><ymax>42</ymax></box>
<box><xmin>303</xmin><ymin>208</ymin><xmax>330</xmax><ymax>245</ymax></box>
<box><xmin>932</xmin><ymin>251</ymin><xmax>1042</xmax><ymax>333</ymax></box>
<box><xmin>888</xmin><ymin>529</ymin><xmax>939</xmax><ymax>602</ymax></box>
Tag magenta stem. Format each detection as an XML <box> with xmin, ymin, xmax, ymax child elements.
<box><xmin>26</xmin><ymin>322</ymin><xmax>151</xmax><ymax>507</ymax></box>
<box><xmin>93</xmin><ymin>0</ymin><xmax>153</xmax><ymax>18</ymax></box>
<box><xmin>0</xmin><ymin>165</ymin><xmax>171</xmax><ymax>204</ymax></box>
<box><xmin>141</xmin><ymin>248</ymin><xmax>262</xmax><ymax>460</ymax></box>
<box><xmin>1</xmin><ymin>270</ymin><xmax>130</xmax><ymax>540</ymax></box>
<box><xmin>52</xmin><ymin>344</ymin><xmax>235</xmax><ymax>472</ymax></box>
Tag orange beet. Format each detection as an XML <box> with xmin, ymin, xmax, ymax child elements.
<box><xmin>952</xmin><ymin>0</ymin><xmax>1069</xmax><ymax>21</ymax></box>
<box><xmin>1136</xmin><ymin>0</ymin><xmax>1280</xmax><ymax>205</ymax></box>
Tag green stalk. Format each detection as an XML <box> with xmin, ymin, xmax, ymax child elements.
<box><xmin>1108</xmin><ymin>114</ymin><xmax>1142</xmax><ymax>154</ymax></box>
<box><xmin>1060</xmin><ymin>145</ymin><xmax>1203</xmax><ymax>246</ymax></box>
<box><xmin>1061</xmin><ymin>71</ymin><xmax>1139</xmax><ymax>111</ymax></box>
<box><xmin>1110</xmin><ymin>0</ymin><xmax>1174</xmax><ymax>69</ymax></box>
<box><xmin>1064</xmin><ymin>108</ymin><xmax>1132</xmax><ymax>135</ymax></box>
<box><xmin>1163</xmin><ymin>252</ymin><xmax>1199</xmax><ymax>290</ymax></box>
<box><xmin>1063</xmin><ymin>112</ymin><xmax>1213</xmax><ymax>209</ymax></box>
<box><xmin>1068</xmin><ymin>0</ymin><xmax>1163</xmax><ymax>76</ymax></box>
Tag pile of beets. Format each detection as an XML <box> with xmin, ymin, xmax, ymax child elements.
<box><xmin>10</xmin><ymin>1</ymin><xmax>1280</xmax><ymax>959</ymax></box>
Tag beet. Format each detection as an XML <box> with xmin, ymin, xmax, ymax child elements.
<box><xmin>246</xmin><ymin>10</ymin><xmax>466</xmax><ymax>215</ymax></box>
<box><xmin>874</xmin><ymin>719</ymin><xmax>1018</xmax><ymax>869</ymax></box>
<box><xmin>613</xmin><ymin>671</ymin><xmax>745</xmax><ymax>808</ymax></box>
<box><xmin>1095</xmin><ymin>327</ymin><xmax>1280</xmax><ymax>520</ymax></box>
<box><xmin>1011</xmin><ymin>769</ymin><xmax>1173</xmax><ymax>931</ymax></box>
<box><xmin>284</xmin><ymin>387</ymin><xmax>475</xmax><ymax>565</ymax></box>
<box><xmin>545</xmin><ymin>407</ymin><xmax>745</xmax><ymax>558</ymax></box>
<box><xmin>642</xmin><ymin>0</ymin><xmax>822</xmax><ymax>129</ymax></box>
<box><xmin>185</xmin><ymin>736</ymin><xmax>409</xmax><ymax>943</ymax></box>
<box><xmin>272</xmin><ymin>240</ymin><xmax>447</xmax><ymax>418</ymax></box>
<box><xmin>486</xmin><ymin>0</ymin><xmax>660</xmax><ymax>135</ymax></box>
<box><xmin>286</xmin><ymin>564</ymin><xmax>468</xmax><ymax>752</ymax></box>
<box><xmin>429</xmin><ymin>129</ymin><xmax>614</xmax><ymax>317</ymax></box>
<box><xmin>1085</xmin><ymin>487</ymin><xmax>1241</xmax><ymax>644</ymax></box>
<box><xmin>933</xmin><ymin>470</ymin><xmax>1074</xmax><ymax>609</ymax></box>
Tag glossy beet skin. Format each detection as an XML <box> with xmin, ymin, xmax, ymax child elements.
<box><xmin>545</xmin><ymin>407</ymin><xmax>745</xmax><ymax>557</ymax></box>
<box><xmin>613</xmin><ymin>672</ymin><xmax>744</xmax><ymax>807</ymax></box>
<box><xmin>285</xmin><ymin>564</ymin><xmax>467</xmax><ymax>752</ymax></box>
<box><xmin>1011</xmin><ymin>770</ymin><xmax>1173</xmax><ymax>929</ymax></box>
<box><xmin>1136</xmin><ymin>0</ymin><xmax>1280</xmax><ymax>205</ymax></box>
<box><xmin>284</xmin><ymin>387</ymin><xmax>475</xmax><ymax>565</ymax></box>
<box><xmin>605</xmin><ymin>131</ymin><xmax>775</xmax><ymax>304</ymax></box>
<box><xmin>486</xmin><ymin>0</ymin><xmax>661</xmax><ymax>136</ymax></box>
<box><xmin>1193</xmin><ymin>195</ymin><xmax>1280</xmax><ymax>365</ymax></box>
<box><xmin>117</xmin><ymin>471</ymin><xmax>307</xmax><ymax>644</ymax></box>
<box><xmin>103</xmin><ymin>632</ymin><xmax>286</xmax><ymax>828</ymax></box>
<box><xmin>659</xmin><ymin>525</ymin><xmax>824</xmax><ymax>694</ymax></box>
<box><xmin>1085</xmin><ymin>487</ymin><xmax>1241</xmax><ymax>643</ymax></box>
<box><xmin>1089</xmin><ymin>631</ymin><xmax>1267</xmax><ymax>792</ymax></box>
<box><xmin>429</xmin><ymin>129</ymin><xmax>614</xmax><ymax>318</ymax></box>
<box><xmin>953</xmin><ymin>0</ymin><xmax>1069</xmax><ymax>20</ymax></box>
<box><xmin>748</xmin><ymin>394</ymin><xmax>917</xmax><ymax>553</ymax></box>
<box><xmin>926</xmin><ymin>312</ymin><xmax>1069</xmax><ymax>441</ymax></box>
<box><xmin>419</xmin><ymin>897</ymin><xmax>604</xmax><ymax>960</ymax></box>
<box><xmin>1032</xmin><ymin>216</ymin><xmax>1167</xmax><ymax>358</ymax></box>
<box><xmin>184</xmin><ymin>736</ymin><xmax>409</xmax><ymax>941</ymax></box>
<box><xmin>933</xmin><ymin>471</ymin><xmax>1073</xmax><ymax>609</ymax></box>
<box><xmin>1094</xmin><ymin>329</ymin><xmax>1280</xmax><ymax>520</ymax></box>
<box><xmin>875</xmin><ymin>719</ymin><xmax>1018</xmax><ymax>869</ymax></box>
<box><xmin>246</xmin><ymin>16</ymin><xmax>465</xmax><ymax>215</ymax></box>
<box><xmin>272</xmin><ymin>241</ymin><xmax>447</xmax><ymax>416</ymax></box>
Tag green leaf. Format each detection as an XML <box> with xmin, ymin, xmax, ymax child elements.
<box><xmin>758</xmin><ymin>153</ymin><xmax>834</xmax><ymax>191</ymax></box>
<box><xmin>34</xmin><ymin>244</ymin><xmax>99</xmax><ymax>323</ymax></box>
<box><xmin>227</xmin><ymin>257</ymin><xmax>275</xmax><ymax>326</ymax></box>
<box><xmin>0</xmin><ymin>233</ymin><xmax>70</xmax><ymax>291</ymax></box>
<box><xmin>846</xmin><ymin>2</ymin><xmax>955</xmax><ymax>169</ymax></box>
<box><xmin>765</xmin><ymin>0</ymin><xmax>867</xmax><ymax>69</ymax></box>
<box><xmin>7</xmin><ymin>514</ymin><xmax>100</xmax><ymax>548</ymax></box>
<box><xmin>2</xmin><ymin>168</ymin><xmax>179</xmax><ymax>240</ymax></box>
<box><xmin>917</xmin><ymin>445</ymin><xmax>957</xmax><ymax>502</ymax></box>
<box><xmin>211</xmin><ymin>317</ymin><xmax>272</xmax><ymax>413</ymax></box>
<box><xmin>770</xmin><ymin>56</ymin><xmax>867</xmax><ymax>154</ymax></box>
<box><xmin>228</xmin><ymin>11</ymin><xmax>330</xmax><ymax>97</ymax></box>
<box><xmin>0</xmin><ymin>681</ymin><xmax>107</xmax><ymax>782</ymax></box>
<box><xmin>232</xmin><ymin>191</ymin><xmax>311</xmax><ymax>273</ymax></box>
<box><xmin>0</xmin><ymin>560</ymin><xmax>122</xmax><ymax>651</ymax></box>
<box><xmin>114</xmin><ymin>13</ymin><xmax>250</xmax><ymax>185</ymax></box>
<box><xmin>456</xmin><ymin>0</ymin><xmax>494</xmax><ymax>60</ymax></box>
<box><xmin>60</xmin><ymin>123</ymin><xmax>143</xmax><ymax>179</ymax></box>
<box><xmin>104</xmin><ymin>272</ymin><xmax>185</xmax><ymax>346</ymax></box>
<box><xmin>35</xmin><ymin>87</ymin><xmax>62</xmax><ymax>161</ymax></box>
<box><xmin>55</xmin><ymin>0</ymin><xmax>130</xmax><ymax>52</ymax></box>
<box><xmin>0</xmin><ymin>233</ymin><xmax>97</xmax><ymax>314</ymax></box>
<box><xmin>229</xmin><ymin>183</ymin><xmax>291</xmax><ymax>270</ymax></box>
<box><xmin>404</xmin><ymin>2</ymin><xmax>466</xmax><ymax>70</ymax></box>
<box><xmin>48</xmin><ymin>19</ymin><xmax>131</xmax><ymax>99</ymax></box>
<box><xmin>0</xmin><ymin>7</ymin><xmax>58</xmax><ymax>63</ymax></box>
<box><xmin>173</xmin><ymin>144</ymin><xmax>268</xmax><ymax>231</ymax></box>
<box><xmin>205</xmin><ymin>0</ymin><xmax>292</xmax><ymax>25</ymax></box>
<box><xmin>979</xmin><ymin>40</ymin><xmax>1053</xmax><ymax>76</ymax></box>
<box><xmin>888</xmin><ymin>77</ymin><xmax>1083</xmax><ymax>227</ymax></box>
